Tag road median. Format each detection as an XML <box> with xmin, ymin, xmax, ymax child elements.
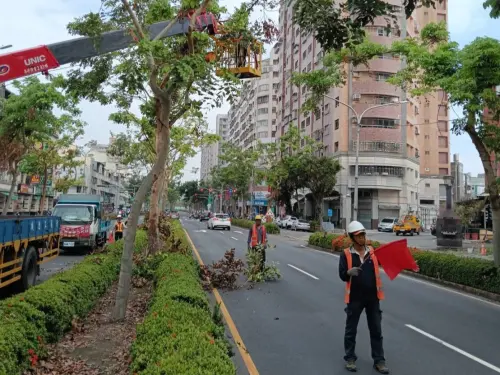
<box><xmin>308</xmin><ymin>232</ymin><xmax>500</xmax><ymax>301</ymax></box>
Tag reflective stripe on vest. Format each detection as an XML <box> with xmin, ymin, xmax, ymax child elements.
<box><xmin>343</xmin><ymin>247</ymin><xmax>384</xmax><ymax>304</ymax></box>
<box><xmin>250</xmin><ymin>224</ymin><xmax>266</xmax><ymax>247</ymax></box>
<box><xmin>116</xmin><ymin>222</ymin><xmax>124</xmax><ymax>232</ymax></box>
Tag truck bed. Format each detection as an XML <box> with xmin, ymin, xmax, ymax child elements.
<box><xmin>0</xmin><ymin>216</ymin><xmax>61</xmax><ymax>244</ymax></box>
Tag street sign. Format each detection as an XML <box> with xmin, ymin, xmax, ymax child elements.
<box><xmin>327</xmin><ymin>208</ymin><xmax>333</xmax><ymax>217</ymax></box>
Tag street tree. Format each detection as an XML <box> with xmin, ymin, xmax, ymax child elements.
<box><xmin>0</xmin><ymin>77</ymin><xmax>84</xmax><ymax>215</ymax></box>
<box><xmin>108</xmin><ymin>115</ymin><xmax>218</xmax><ymax>253</ymax></box>
<box><xmin>379</xmin><ymin>22</ymin><xmax>500</xmax><ymax>265</ymax></box>
<box><xmin>179</xmin><ymin>180</ymin><xmax>199</xmax><ymax>204</ymax></box>
<box><xmin>212</xmin><ymin>142</ymin><xmax>261</xmax><ymax>213</ymax></box>
<box><xmin>20</xmin><ymin>138</ymin><xmax>85</xmax><ymax>214</ymax></box>
<box><xmin>292</xmin><ymin>0</ymin><xmax>499</xmax><ymax>52</ymax></box>
<box><xmin>302</xmin><ymin>154</ymin><xmax>342</xmax><ymax>227</ymax></box>
<box><xmin>64</xmin><ymin>0</ymin><xmax>278</xmax><ymax>319</ymax></box>
<box><xmin>166</xmin><ymin>186</ymin><xmax>181</xmax><ymax>210</ymax></box>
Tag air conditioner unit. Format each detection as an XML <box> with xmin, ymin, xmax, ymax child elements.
<box><xmin>381</xmin><ymin>172</ymin><xmax>389</xmax><ymax>176</ymax></box>
<box><xmin>353</xmin><ymin>93</ymin><xmax>361</xmax><ymax>100</ymax></box>
<box><xmin>425</xmin><ymin>168</ymin><xmax>430</xmax><ymax>172</ymax></box>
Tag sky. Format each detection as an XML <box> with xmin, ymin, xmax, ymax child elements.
<box><xmin>1</xmin><ymin>0</ymin><xmax>498</xmax><ymax>181</ymax></box>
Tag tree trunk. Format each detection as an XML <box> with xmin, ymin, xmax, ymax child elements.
<box><xmin>491</xmin><ymin>198</ymin><xmax>500</xmax><ymax>266</ymax></box>
<box><xmin>39</xmin><ymin>167</ymin><xmax>48</xmax><ymax>215</ymax></box>
<box><xmin>113</xmin><ymin>99</ymin><xmax>171</xmax><ymax>321</ymax></box>
<box><xmin>314</xmin><ymin>194</ymin><xmax>324</xmax><ymax>231</ymax></box>
<box><xmin>2</xmin><ymin>164</ymin><xmax>19</xmax><ymax>215</ymax></box>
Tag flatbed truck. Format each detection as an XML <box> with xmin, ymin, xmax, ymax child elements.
<box><xmin>0</xmin><ymin>215</ymin><xmax>61</xmax><ymax>291</ymax></box>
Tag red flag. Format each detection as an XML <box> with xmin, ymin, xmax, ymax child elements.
<box><xmin>374</xmin><ymin>239</ymin><xmax>419</xmax><ymax>280</ymax></box>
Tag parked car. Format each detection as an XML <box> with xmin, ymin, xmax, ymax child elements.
<box><xmin>170</xmin><ymin>211</ymin><xmax>179</xmax><ymax>219</ymax></box>
<box><xmin>292</xmin><ymin>219</ymin><xmax>311</xmax><ymax>231</ymax></box>
<box><xmin>378</xmin><ymin>217</ymin><xmax>397</xmax><ymax>232</ymax></box>
<box><xmin>282</xmin><ymin>216</ymin><xmax>298</xmax><ymax>229</ymax></box>
<box><xmin>208</xmin><ymin>213</ymin><xmax>231</xmax><ymax>230</ymax></box>
<box><xmin>199</xmin><ymin>213</ymin><xmax>210</xmax><ymax>222</ymax></box>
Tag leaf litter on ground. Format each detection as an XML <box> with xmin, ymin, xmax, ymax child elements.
<box><xmin>24</xmin><ymin>277</ymin><xmax>152</xmax><ymax>375</ymax></box>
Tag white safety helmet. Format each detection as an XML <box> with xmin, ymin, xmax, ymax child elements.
<box><xmin>347</xmin><ymin>221</ymin><xmax>365</xmax><ymax>235</ymax></box>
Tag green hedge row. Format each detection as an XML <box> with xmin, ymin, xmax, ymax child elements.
<box><xmin>308</xmin><ymin>232</ymin><xmax>500</xmax><ymax>294</ymax></box>
<box><xmin>0</xmin><ymin>232</ymin><xmax>148</xmax><ymax>375</ymax></box>
<box><xmin>231</xmin><ymin>218</ymin><xmax>280</xmax><ymax>234</ymax></box>
<box><xmin>131</xmin><ymin>221</ymin><xmax>235</xmax><ymax>374</ymax></box>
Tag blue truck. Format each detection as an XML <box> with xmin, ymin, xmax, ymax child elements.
<box><xmin>52</xmin><ymin>194</ymin><xmax>112</xmax><ymax>252</ymax></box>
<box><xmin>0</xmin><ymin>215</ymin><xmax>61</xmax><ymax>291</ymax></box>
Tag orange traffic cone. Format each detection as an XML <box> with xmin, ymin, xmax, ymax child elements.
<box><xmin>480</xmin><ymin>242</ymin><xmax>487</xmax><ymax>255</ymax></box>
<box><xmin>108</xmin><ymin>231</ymin><xmax>114</xmax><ymax>243</ymax></box>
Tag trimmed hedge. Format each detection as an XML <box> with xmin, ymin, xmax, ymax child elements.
<box><xmin>0</xmin><ymin>232</ymin><xmax>148</xmax><ymax>375</ymax></box>
<box><xmin>131</xmin><ymin>221</ymin><xmax>235</xmax><ymax>374</ymax></box>
<box><xmin>308</xmin><ymin>232</ymin><xmax>500</xmax><ymax>294</ymax></box>
<box><xmin>231</xmin><ymin>218</ymin><xmax>280</xmax><ymax>234</ymax></box>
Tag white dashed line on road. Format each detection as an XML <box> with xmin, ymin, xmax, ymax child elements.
<box><xmin>287</xmin><ymin>264</ymin><xmax>319</xmax><ymax>280</ymax></box>
<box><xmin>405</xmin><ymin>324</ymin><xmax>500</xmax><ymax>373</ymax></box>
<box><xmin>234</xmin><ymin>230</ymin><xmax>244</xmax><ymax>234</ymax></box>
<box><xmin>231</xmin><ymin>237</ymin><xmax>238</xmax><ymax>241</ymax></box>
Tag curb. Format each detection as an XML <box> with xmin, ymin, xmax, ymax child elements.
<box><xmin>306</xmin><ymin>245</ymin><xmax>500</xmax><ymax>304</ymax></box>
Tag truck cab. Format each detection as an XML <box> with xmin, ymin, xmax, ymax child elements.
<box><xmin>53</xmin><ymin>194</ymin><xmax>110</xmax><ymax>251</ymax></box>
<box><xmin>393</xmin><ymin>214</ymin><xmax>422</xmax><ymax>236</ymax></box>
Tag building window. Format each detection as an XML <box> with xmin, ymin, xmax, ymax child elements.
<box><xmin>257</xmin><ymin>95</ymin><xmax>269</xmax><ymax>104</ymax></box>
<box><xmin>438</xmin><ymin>121</ymin><xmax>447</xmax><ymax>131</ymax></box>
<box><xmin>424</xmin><ymin>135</ymin><xmax>430</xmax><ymax>139</ymax></box>
<box><xmin>301</xmin><ymin>120</ymin><xmax>305</xmax><ymax>129</ymax></box>
<box><xmin>438</xmin><ymin>105</ymin><xmax>448</xmax><ymax>116</ymax></box>
<box><xmin>377</xmin><ymin>27</ymin><xmax>391</xmax><ymax>37</ymax></box>
<box><xmin>439</xmin><ymin>152</ymin><xmax>448</xmax><ymax>164</ymax></box>
<box><xmin>324</xmin><ymin>103</ymin><xmax>330</xmax><ymax>113</ymax></box>
<box><xmin>295</xmin><ymin>60</ymin><xmax>299</xmax><ymax>69</ymax></box>
<box><xmin>425</xmin><ymin>183</ymin><xmax>431</xmax><ymax>188</ymax></box>
<box><xmin>335</xmin><ymin>119</ymin><xmax>339</xmax><ymax>129</ymax></box>
<box><xmin>438</xmin><ymin>136</ymin><xmax>448</xmax><ymax>147</ymax></box>
<box><xmin>257</xmin><ymin>120</ymin><xmax>268</xmax><ymax>127</ymax></box>
<box><xmin>425</xmin><ymin>150</ymin><xmax>430</xmax><ymax>155</ymax></box>
<box><xmin>335</xmin><ymin>96</ymin><xmax>340</xmax><ymax>107</ymax></box>
<box><xmin>314</xmin><ymin>107</ymin><xmax>321</xmax><ymax>119</ymax></box>
<box><xmin>306</xmin><ymin>117</ymin><xmax>311</xmax><ymax>126</ymax></box>
<box><xmin>334</xmin><ymin>142</ymin><xmax>339</xmax><ymax>152</ymax></box>
<box><xmin>302</xmin><ymin>51</ymin><xmax>307</xmax><ymax>59</ymax></box>
<box><xmin>257</xmin><ymin>108</ymin><xmax>268</xmax><ymax>114</ymax></box>
<box><xmin>352</xmin><ymin>165</ymin><xmax>404</xmax><ymax>177</ymax></box>
<box><xmin>259</xmin><ymin>84</ymin><xmax>269</xmax><ymax>92</ymax></box>
<box><xmin>360</xmin><ymin>118</ymin><xmax>399</xmax><ymax>128</ymax></box>
<box><xmin>439</xmin><ymin>168</ymin><xmax>448</xmax><ymax>175</ymax></box>
<box><xmin>376</xmin><ymin>72</ymin><xmax>393</xmax><ymax>81</ymax></box>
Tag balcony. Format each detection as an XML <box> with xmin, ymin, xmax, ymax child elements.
<box><xmin>355</xmin><ymin>57</ymin><xmax>401</xmax><ymax>74</ymax></box>
<box><xmin>350</xmin><ymin>140</ymin><xmax>403</xmax><ymax>154</ymax></box>
<box><xmin>352</xmin><ymin>80</ymin><xmax>401</xmax><ymax>97</ymax></box>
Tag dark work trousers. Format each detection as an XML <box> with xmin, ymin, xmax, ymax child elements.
<box><xmin>344</xmin><ymin>298</ymin><xmax>385</xmax><ymax>364</ymax></box>
<box><xmin>114</xmin><ymin>231</ymin><xmax>123</xmax><ymax>241</ymax></box>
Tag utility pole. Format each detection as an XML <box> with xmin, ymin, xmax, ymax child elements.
<box><xmin>220</xmin><ymin>185</ymin><xmax>223</xmax><ymax>212</ymax></box>
<box><xmin>324</xmin><ymin>95</ymin><xmax>408</xmax><ymax>221</ymax></box>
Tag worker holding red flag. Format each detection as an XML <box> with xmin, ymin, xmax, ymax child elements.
<box><xmin>339</xmin><ymin>221</ymin><xmax>389</xmax><ymax>374</ymax></box>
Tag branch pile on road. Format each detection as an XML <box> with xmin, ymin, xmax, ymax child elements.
<box><xmin>231</xmin><ymin>218</ymin><xmax>281</xmax><ymax>234</ymax></box>
<box><xmin>309</xmin><ymin>232</ymin><xmax>500</xmax><ymax>295</ymax></box>
<box><xmin>130</xmin><ymin>220</ymin><xmax>236</xmax><ymax>374</ymax></box>
<box><xmin>0</xmin><ymin>232</ymin><xmax>147</xmax><ymax>375</ymax></box>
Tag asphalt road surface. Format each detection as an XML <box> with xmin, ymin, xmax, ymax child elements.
<box><xmin>183</xmin><ymin>217</ymin><xmax>500</xmax><ymax>375</ymax></box>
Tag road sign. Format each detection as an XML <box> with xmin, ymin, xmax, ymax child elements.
<box><xmin>327</xmin><ymin>208</ymin><xmax>333</xmax><ymax>217</ymax></box>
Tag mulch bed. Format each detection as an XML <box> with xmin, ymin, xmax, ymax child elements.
<box><xmin>24</xmin><ymin>277</ymin><xmax>152</xmax><ymax>375</ymax></box>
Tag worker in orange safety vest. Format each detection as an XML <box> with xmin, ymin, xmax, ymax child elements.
<box><xmin>247</xmin><ymin>215</ymin><xmax>267</xmax><ymax>271</ymax></box>
<box><xmin>338</xmin><ymin>221</ymin><xmax>389</xmax><ymax>374</ymax></box>
<box><xmin>114</xmin><ymin>216</ymin><xmax>124</xmax><ymax>241</ymax></box>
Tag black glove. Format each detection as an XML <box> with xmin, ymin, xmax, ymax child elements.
<box><xmin>347</xmin><ymin>267</ymin><xmax>362</xmax><ymax>277</ymax></box>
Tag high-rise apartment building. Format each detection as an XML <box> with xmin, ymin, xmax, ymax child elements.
<box><xmin>200</xmin><ymin>114</ymin><xmax>229</xmax><ymax>181</ymax></box>
<box><xmin>226</xmin><ymin>58</ymin><xmax>279</xmax><ymax>149</ymax></box>
<box><xmin>275</xmin><ymin>0</ymin><xmax>450</xmax><ymax>229</ymax></box>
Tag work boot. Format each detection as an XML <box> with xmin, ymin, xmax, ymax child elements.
<box><xmin>374</xmin><ymin>362</ymin><xmax>390</xmax><ymax>374</ymax></box>
<box><xmin>345</xmin><ymin>360</ymin><xmax>357</xmax><ymax>372</ymax></box>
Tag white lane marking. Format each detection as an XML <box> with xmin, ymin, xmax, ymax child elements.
<box><xmin>231</xmin><ymin>236</ymin><xmax>238</xmax><ymax>241</ymax></box>
<box><xmin>194</xmin><ymin>230</ymin><xmax>207</xmax><ymax>233</ymax></box>
<box><xmin>300</xmin><ymin>245</ymin><xmax>306</xmax><ymax>248</ymax></box>
<box><xmin>405</xmin><ymin>324</ymin><xmax>500</xmax><ymax>373</ymax></box>
<box><xmin>234</xmin><ymin>230</ymin><xmax>244</xmax><ymax>234</ymax></box>
<box><xmin>219</xmin><ymin>231</ymin><xmax>224</xmax><ymax>234</ymax></box>
<box><xmin>303</xmin><ymin>246</ymin><xmax>500</xmax><ymax>309</ymax></box>
<box><xmin>287</xmin><ymin>264</ymin><xmax>319</xmax><ymax>280</ymax></box>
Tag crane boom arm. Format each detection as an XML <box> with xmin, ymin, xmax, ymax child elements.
<box><xmin>0</xmin><ymin>13</ymin><xmax>217</xmax><ymax>83</ymax></box>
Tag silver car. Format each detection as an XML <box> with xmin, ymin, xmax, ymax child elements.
<box><xmin>378</xmin><ymin>217</ymin><xmax>397</xmax><ymax>232</ymax></box>
<box><xmin>292</xmin><ymin>219</ymin><xmax>311</xmax><ymax>231</ymax></box>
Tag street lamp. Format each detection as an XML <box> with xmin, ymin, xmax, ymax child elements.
<box><xmin>324</xmin><ymin>94</ymin><xmax>408</xmax><ymax>221</ymax></box>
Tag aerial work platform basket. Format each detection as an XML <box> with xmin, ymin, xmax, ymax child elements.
<box><xmin>208</xmin><ymin>34</ymin><xmax>263</xmax><ymax>79</ymax></box>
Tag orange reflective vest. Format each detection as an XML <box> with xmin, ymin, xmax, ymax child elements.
<box><xmin>343</xmin><ymin>247</ymin><xmax>384</xmax><ymax>304</ymax></box>
<box><xmin>250</xmin><ymin>224</ymin><xmax>266</xmax><ymax>247</ymax></box>
<box><xmin>115</xmin><ymin>222</ymin><xmax>124</xmax><ymax>232</ymax></box>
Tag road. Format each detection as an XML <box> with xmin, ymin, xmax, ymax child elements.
<box><xmin>183</xmin><ymin>217</ymin><xmax>500</xmax><ymax>375</ymax></box>
<box><xmin>280</xmin><ymin>227</ymin><xmax>439</xmax><ymax>249</ymax></box>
